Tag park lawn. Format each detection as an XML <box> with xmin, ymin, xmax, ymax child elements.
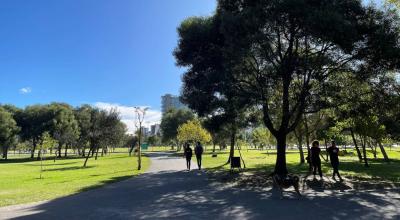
<box><xmin>201</xmin><ymin>148</ymin><xmax>400</xmax><ymax>182</ymax></box>
<box><xmin>0</xmin><ymin>153</ymin><xmax>150</xmax><ymax>207</ymax></box>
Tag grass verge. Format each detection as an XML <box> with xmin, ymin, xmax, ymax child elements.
<box><xmin>0</xmin><ymin>153</ymin><xmax>149</xmax><ymax>207</ymax></box>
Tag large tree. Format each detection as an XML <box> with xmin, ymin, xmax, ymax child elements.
<box><xmin>49</xmin><ymin>103</ymin><xmax>80</xmax><ymax>158</ymax></box>
<box><xmin>176</xmin><ymin>0</ymin><xmax>400</xmax><ymax>175</ymax></box>
<box><xmin>18</xmin><ymin>105</ymin><xmax>53</xmax><ymax>159</ymax></box>
<box><xmin>83</xmin><ymin>108</ymin><xmax>122</xmax><ymax>167</ymax></box>
<box><xmin>160</xmin><ymin>108</ymin><xmax>194</xmax><ymax>149</ymax></box>
<box><xmin>74</xmin><ymin>105</ymin><xmax>93</xmax><ymax>156</ymax></box>
<box><xmin>0</xmin><ymin>107</ymin><xmax>20</xmax><ymax>159</ymax></box>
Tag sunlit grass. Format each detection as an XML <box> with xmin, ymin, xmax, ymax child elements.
<box><xmin>0</xmin><ymin>153</ymin><xmax>149</xmax><ymax>207</ymax></box>
<box><xmin>201</xmin><ymin>147</ymin><xmax>400</xmax><ymax>182</ymax></box>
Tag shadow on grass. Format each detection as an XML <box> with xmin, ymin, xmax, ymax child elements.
<box><xmin>0</xmin><ymin>156</ymin><xmax>86</xmax><ymax>164</ymax></box>
<box><xmin>0</xmin><ymin>157</ymin><xmax>36</xmax><ymax>164</ymax></box>
<box><xmin>44</xmin><ymin>165</ymin><xmax>95</xmax><ymax>172</ymax></box>
<box><xmin>23</xmin><ymin>162</ymin><xmax>77</xmax><ymax>167</ymax></box>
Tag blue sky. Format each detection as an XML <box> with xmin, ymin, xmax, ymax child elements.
<box><xmin>0</xmin><ymin>0</ymin><xmax>216</xmax><ymax>114</ymax></box>
<box><xmin>0</xmin><ymin>0</ymin><xmax>388</xmax><ymax>130</ymax></box>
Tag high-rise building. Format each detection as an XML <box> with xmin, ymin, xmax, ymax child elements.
<box><xmin>150</xmin><ymin>124</ymin><xmax>161</xmax><ymax>136</ymax></box>
<box><xmin>161</xmin><ymin>94</ymin><xmax>187</xmax><ymax>114</ymax></box>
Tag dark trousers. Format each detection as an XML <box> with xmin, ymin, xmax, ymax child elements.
<box><xmin>186</xmin><ymin>157</ymin><xmax>191</xmax><ymax>170</ymax></box>
<box><xmin>331</xmin><ymin>163</ymin><xmax>341</xmax><ymax>179</ymax></box>
<box><xmin>196</xmin><ymin>154</ymin><xmax>202</xmax><ymax>170</ymax></box>
<box><xmin>312</xmin><ymin>162</ymin><xmax>322</xmax><ymax>177</ymax></box>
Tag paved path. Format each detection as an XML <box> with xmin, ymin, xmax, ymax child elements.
<box><xmin>0</xmin><ymin>152</ymin><xmax>399</xmax><ymax>220</ymax></box>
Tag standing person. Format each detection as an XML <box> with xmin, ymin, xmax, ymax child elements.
<box><xmin>327</xmin><ymin>140</ymin><xmax>342</xmax><ymax>181</ymax></box>
<box><xmin>184</xmin><ymin>143</ymin><xmax>193</xmax><ymax>170</ymax></box>
<box><xmin>311</xmin><ymin>140</ymin><xmax>323</xmax><ymax>179</ymax></box>
<box><xmin>194</xmin><ymin>141</ymin><xmax>204</xmax><ymax>170</ymax></box>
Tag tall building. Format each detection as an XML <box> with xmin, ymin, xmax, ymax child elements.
<box><xmin>161</xmin><ymin>94</ymin><xmax>187</xmax><ymax>114</ymax></box>
<box><xmin>150</xmin><ymin>124</ymin><xmax>161</xmax><ymax>136</ymax></box>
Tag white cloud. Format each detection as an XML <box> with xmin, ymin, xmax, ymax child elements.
<box><xmin>94</xmin><ymin>102</ymin><xmax>162</xmax><ymax>134</ymax></box>
<box><xmin>19</xmin><ymin>87</ymin><xmax>32</xmax><ymax>94</ymax></box>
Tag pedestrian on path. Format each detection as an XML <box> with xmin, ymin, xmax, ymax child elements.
<box><xmin>327</xmin><ymin>140</ymin><xmax>342</xmax><ymax>181</ymax></box>
<box><xmin>184</xmin><ymin>143</ymin><xmax>193</xmax><ymax>170</ymax></box>
<box><xmin>195</xmin><ymin>141</ymin><xmax>204</xmax><ymax>170</ymax></box>
<box><xmin>311</xmin><ymin>140</ymin><xmax>323</xmax><ymax>179</ymax></box>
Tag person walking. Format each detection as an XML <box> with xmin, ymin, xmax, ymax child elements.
<box><xmin>327</xmin><ymin>140</ymin><xmax>342</xmax><ymax>181</ymax></box>
<box><xmin>311</xmin><ymin>140</ymin><xmax>323</xmax><ymax>179</ymax></box>
<box><xmin>184</xmin><ymin>143</ymin><xmax>193</xmax><ymax>170</ymax></box>
<box><xmin>194</xmin><ymin>141</ymin><xmax>204</xmax><ymax>170</ymax></box>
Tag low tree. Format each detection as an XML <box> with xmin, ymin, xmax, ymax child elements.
<box><xmin>177</xmin><ymin>119</ymin><xmax>212</xmax><ymax>145</ymax></box>
<box><xmin>251</xmin><ymin>126</ymin><xmax>272</xmax><ymax>150</ymax></box>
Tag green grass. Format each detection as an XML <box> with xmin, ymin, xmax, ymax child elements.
<box><xmin>201</xmin><ymin>148</ymin><xmax>400</xmax><ymax>182</ymax></box>
<box><xmin>0</xmin><ymin>153</ymin><xmax>150</xmax><ymax>207</ymax></box>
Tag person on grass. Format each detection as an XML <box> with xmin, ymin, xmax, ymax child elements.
<box><xmin>184</xmin><ymin>143</ymin><xmax>193</xmax><ymax>170</ymax></box>
<box><xmin>194</xmin><ymin>141</ymin><xmax>204</xmax><ymax>170</ymax></box>
<box><xmin>311</xmin><ymin>140</ymin><xmax>323</xmax><ymax>179</ymax></box>
<box><xmin>327</xmin><ymin>140</ymin><xmax>343</xmax><ymax>181</ymax></box>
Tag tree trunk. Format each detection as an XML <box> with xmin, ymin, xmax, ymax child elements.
<box><xmin>138</xmin><ymin>126</ymin><xmax>142</xmax><ymax>170</ymax></box>
<box><xmin>350</xmin><ymin>129</ymin><xmax>362</xmax><ymax>162</ymax></box>
<box><xmin>58</xmin><ymin>143</ymin><xmax>62</xmax><ymax>158</ymax></box>
<box><xmin>2</xmin><ymin>146</ymin><xmax>8</xmax><ymax>159</ymax></box>
<box><xmin>64</xmin><ymin>144</ymin><xmax>68</xmax><ymax>157</ymax></box>
<box><xmin>37</xmin><ymin>147</ymin><xmax>41</xmax><ymax>160</ymax></box>
<box><xmin>367</xmin><ymin>140</ymin><xmax>377</xmax><ymax>159</ymax></box>
<box><xmin>324</xmin><ymin>139</ymin><xmax>329</xmax><ymax>162</ymax></box>
<box><xmin>95</xmin><ymin>147</ymin><xmax>100</xmax><ymax>160</ymax></box>
<box><xmin>294</xmin><ymin>130</ymin><xmax>305</xmax><ymax>164</ymax></box>
<box><xmin>304</xmin><ymin>119</ymin><xmax>312</xmax><ymax>171</ymax></box>
<box><xmin>274</xmin><ymin>134</ymin><xmax>288</xmax><ymax>175</ymax></box>
<box><xmin>83</xmin><ymin>147</ymin><xmax>94</xmax><ymax>167</ymax></box>
<box><xmin>82</xmin><ymin>147</ymin><xmax>86</xmax><ymax>157</ymax></box>
<box><xmin>378</xmin><ymin>141</ymin><xmax>390</xmax><ymax>162</ymax></box>
<box><xmin>31</xmin><ymin>139</ymin><xmax>37</xmax><ymax>159</ymax></box>
<box><xmin>361</xmin><ymin>136</ymin><xmax>369</xmax><ymax>167</ymax></box>
<box><xmin>226</xmin><ymin>129</ymin><xmax>236</xmax><ymax>164</ymax></box>
<box><xmin>298</xmin><ymin>139</ymin><xmax>305</xmax><ymax>164</ymax></box>
<box><xmin>37</xmin><ymin>139</ymin><xmax>44</xmax><ymax>160</ymax></box>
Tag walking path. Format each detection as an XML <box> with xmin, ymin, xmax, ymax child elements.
<box><xmin>0</xmin><ymin>152</ymin><xmax>399</xmax><ymax>220</ymax></box>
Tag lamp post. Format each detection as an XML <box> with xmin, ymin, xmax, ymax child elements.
<box><xmin>134</xmin><ymin>107</ymin><xmax>149</xmax><ymax>170</ymax></box>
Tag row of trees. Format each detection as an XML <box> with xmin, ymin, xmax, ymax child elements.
<box><xmin>174</xmin><ymin>0</ymin><xmax>400</xmax><ymax>175</ymax></box>
<box><xmin>0</xmin><ymin>103</ymin><xmax>127</xmax><ymax>166</ymax></box>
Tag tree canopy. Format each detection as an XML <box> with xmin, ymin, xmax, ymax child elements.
<box><xmin>177</xmin><ymin>119</ymin><xmax>212</xmax><ymax>144</ymax></box>
<box><xmin>175</xmin><ymin>0</ymin><xmax>400</xmax><ymax>175</ymax></box>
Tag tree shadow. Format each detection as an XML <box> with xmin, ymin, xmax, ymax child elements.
<box><xmin>4</xmin><ymin>169</ymin><xmax>400</xmax><ymax>220</ymax></box>
<box><xmin>44</xmin><ymin>165</ymin><xmax>95</xmax><ymax>172</ymax></box>
<box><xmin>0</xmin><ymin>157</ymin><xmax>35</xmax><ymax>164</ymax></box>
<box><xmin>22</xmin><ymin>162</ymin><xmax>77</xmax><ymax>167</ymax></box>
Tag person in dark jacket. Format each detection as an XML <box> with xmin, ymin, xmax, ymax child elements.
<box><xmin>194</xmin><ymin>141</ymin><xmax>204</xmax><ymax>170</ymax></box>
<box><xmin>327</xmin><ymin>140</ymin><xmax>342</xmax><ymax>181</ymax></box>
<box><xmin>184</xmin><ymin>143</ymin><xmax>193</xmax><ymax>170</ymax></box>
<box><xmin>311</xmin><ymin>140</ymin><xmax>323</xmax><ymax>179</ymax></box>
